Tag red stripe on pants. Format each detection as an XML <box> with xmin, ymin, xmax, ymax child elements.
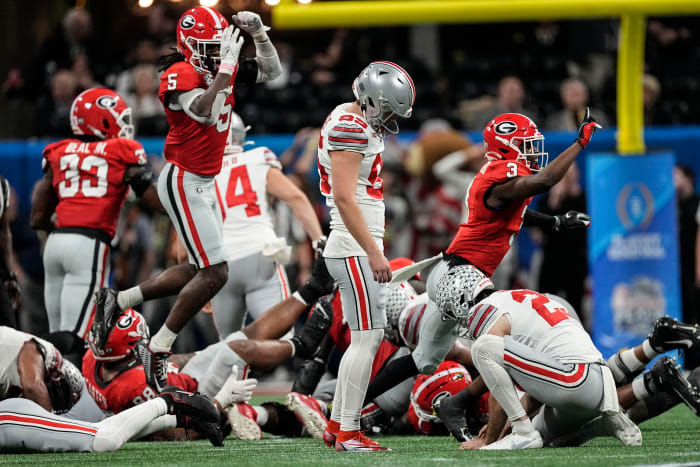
<box><xmin>176</xmin><ymin>169</ymin><xmax>210</xmax><ymax>267</ymax></box>
<box><xmin>0</xmin><ymin>414</ymin><xmax>97</xmax><ymax>434</ymax></box>
<box><xmin>504</xmin><ymin>353</ymin><xmax>586</xmax><ymax>384</ymax></box>
<box><xmin>277</xmin><ymin>265</ymin><xmax>289</xmax><ymax>298</ymax></box>
<box><xmin>347</xmin><ymin>257</ymin><xmax>369</xmax><ymax>330</ymax></box>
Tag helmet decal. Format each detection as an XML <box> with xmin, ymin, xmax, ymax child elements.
<box><xmin>180</xmin><ymin>15</ymin><xmax>195</xmax><ymax>30</ymax></box>
<box><xmin>96</xmin><ymin>95</ymin><xmax>117</xmax><ymax>109</ymax></box>
<box><xmin>494</xmin><ymin>121</ymin><xmax>517</xmax><ymax>135</ymax></box>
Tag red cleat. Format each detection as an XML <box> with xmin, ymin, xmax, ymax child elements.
<box><xmin>335</xmin><ymin>431</ymin><xmax>390</xmax><ymax>452</ymax></box>
<box><xmin>286</xmin><ymin>392</ymin><xmax>328</xmax><ymax>439</ymax></box>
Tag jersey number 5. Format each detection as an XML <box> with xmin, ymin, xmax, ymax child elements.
<box><xmin>510</xmin><ymin>290</ymin><xmax>571</xmax><ymax>326</ymax></box>
<box><xmin>58</xmin><ymin>154</ymin><xmax>108</xmax><ymax>198</ymax></box>
<box><xmin>225</xmin><ymin>166</ymin><xmax>261</xmax><ymax>217</ymax></box>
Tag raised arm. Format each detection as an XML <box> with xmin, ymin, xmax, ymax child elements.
<box><xmin>232</xmin><ymin>12</ymin><xmax>281</xmax><ymax>84</ymax></box>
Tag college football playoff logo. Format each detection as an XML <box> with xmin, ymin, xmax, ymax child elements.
<box><xmin>494</xmin><ymin>121</ymin><xmax>517</xmax><ymax>135</ymax></box>
<box><xmin>180</xmin><ymin>15</ymin><xmax>195</xmax><ymax>30</ymax></box>
<box><xmin>96</xmin><ymin>96</ymin><xmax>117</xmax><ymax>109</ymax></box>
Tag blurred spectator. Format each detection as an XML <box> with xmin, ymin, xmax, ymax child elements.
<box><xmin>545</xmin><ymin>78</ymin><xmax>609</xmax><ymax>131</ymax></box>
<box><xmin>0</xmin><ymin>175</ymin><xmax>20</xmax><ymax>328</ymax></box>
<box><xmin>36</xmin><ymin>70</ymin><xmax>78</xmax><ymax>137</ymax></box>
<box><xmin>642</xmin><ymin>73</ymin><xmax>670</xmax><ymax>126</ymax></box>
<box><xmin>311</xmin><ymin>29</ymin><xmax>350</xmax><ymax>86</ymax></box>
<box><xmin>534</xmin><ymin>163</ymin><xmax>589</xmax><ymax>327</ymax></box>
<box><xmin>123</xmin><ymin>64</ymin><xmax>167</xmax><ymax>136</ymax></box>
<box><xmin>113</xmin><ymin>204</ymin><xmax>156</xmax><ymax>289</ymax></box>
<box><xmin>458</xmin><ymin>76</ymin><xmax>539</xmax><ymax>130</ymax></box>
<box><xmin>113</xmin><ymin>40</ymin><xmax>161</xmax><ymax>95</ymax></box>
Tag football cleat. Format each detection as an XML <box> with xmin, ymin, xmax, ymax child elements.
<box><xmin>433</xmin><ymin>396</ymin><xmax>472</xmax><ymax>442</ymax></box>
<box><xmin>323</xmin><ymin>428</ymin><xmax>337</xmax><ymax>448</ymax></box>
<box><xmin>335</xmin><ymin>432</ymin><xmax>390</xmax><ymax>452</ymax></box>
<box><xmin>159</xmin><ymin>386</ymin><xmax>220</xmax><ymax>425</ymax></box>
<box><xmin>291</xmin><ymin>297</ymin><xmax>334</xmax><ymax>359</ymax></box>
<box><xmin>600</xmin><ymin>411</ymin><xmax>642</xmax><ymax>446</ymax></box>
<box><xmin>136</xmin><ymin>340</ymin><xmax>170</xmax><ymax>393</ymax></box>
<box><xmin>481</xmin><ymin>430</ymin><xmax>543</xmax><ymax>450</ymax></box>
<box><xmin>226</xmin><ymin>403</ymin><xmax>262</xmax><ymax>440</ymax></box>
<box><xmin>286</xmin><ymin>392</ymin><xmax>328</xmax><ymax>439</ymax></box>
<box><xmin>92</xmin><ymin>287</ymin><xmax>122</xmax><ymax>350</ymax></box>
<box><xmin>179</xmin><ymin>415</ymin><xmax>224</xmax><ymax>447</ymax></box>
<box><xmin>648</xmin><ymin>357</ymin><xmax>700</xmax><ymax>415</ymax></box>
<box><xmin>648</xmin><ymin>317</ymin><xmax>700</xmax><ymax>353</ymax></box>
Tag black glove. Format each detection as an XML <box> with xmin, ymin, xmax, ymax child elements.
<box><xmin>574</xmin><ymin>107</ymin><xmax>602</xmax><ymax>148</ymax></box>
<box><xmin>554</xmin><ymin>211</ymin><xmax>591</xmax><ymax>231</ymax></box>
<box><xmin>2</xmin><ymin>272</ymin><xmax>21</xmax><ymax>312</ymax></box>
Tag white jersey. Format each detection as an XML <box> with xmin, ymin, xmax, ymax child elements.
<box><xmin>398</xmin><ymin>293</ymin><xmax>430</xmax><ymax>350</ymax></box>
<box><xmin>215</xmin><ymin>146</ymin><xmax>282</xmax><ymax>262</ymax></box>
<box><xmin>317</xmin><ymin>103</ymin><xmax>385</xmax><ymax>258</ymax></box>
<box><xmin>466</xmin><ymin>290</ymin><xmax>602</xmax><ymax>364</ymax></box>
<box><xmin>0</xmin><ymin>327</ymin><xmax>55</xmax><ymax>399</ymax></box>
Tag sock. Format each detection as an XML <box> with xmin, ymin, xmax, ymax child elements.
<box><xmin>327</xmin><ymin>419</ymin><xmax>340</xmax><ymax>434</ymax></box>
<box><xmin>93</xmin><ymin>398</ymin><xmax>168</xmax><ymax>452</ymax></box>
<box><xmin>620</xmin><ymin>348</ymin><xmax>646</xmax><ymax>373</ymax></box>
<box><xmin>117</xmin><ymin>287</ymin><xmax>143</xmax><ymax>310</ymax></box>
<box><xmin>150</xmin><ymin>325</ymin><xmax>178</xmax><ymax>352</ymax></box>
<box><xmin>632</xmin><ymin>375</ymin><xmax>650</xmax><ymax>400</ymax></box>
<box><xmin>642</xmin><ymin>340</ymin><xmax>660</xmax><ymax>360</ymax></box>
<box><xmin>511</xmin><ymin>419</ymin><xmax>534</xmax><ymax>435</ymax></box>
<box><xmin>199</xmin><ymin>346</ymin><xmax>241</xmax><ymax>398</ymax></box>
<box><xmin>253</xmin><ymin>406</ymin><xmax>269</xmax><ymax>426</ymax></box>
<box><xmin>364</xmin><ymin>353</ymin><xmax>418</xmax><ymax>404</ymax></box>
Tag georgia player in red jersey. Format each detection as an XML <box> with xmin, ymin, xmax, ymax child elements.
<box><xmin>92</xmin><ymin>7</ymin><xmax>282</xmax><ymax>393</ymax></box>
<box><xmin>30</xmin><ymin>88</ymin><xmax>162</xmax><ymax>339</ymax></box>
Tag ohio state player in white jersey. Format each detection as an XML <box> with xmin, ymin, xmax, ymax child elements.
<box><xmin>213</xmin><ymin>113</ymin><xmax>323</xmax><ymax>337</ymax></box>
<box><xmin>319</xmin><ymin>61</ymin><xmax>414</xmax><ymax>452</ymax></box>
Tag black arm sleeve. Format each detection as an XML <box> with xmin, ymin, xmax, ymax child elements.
<box><xmin>523</xmin><ymin>208</ymin><xmax>556</xmax><ymax>228</ymax></box>
<box><xmin>124</xmin><ymin>165</ymin><xmax>155</xmax><ymax>197</ymax></box>
<box><xmin>236</xmin><ymin>58</ymin><xmax>259</xmax><ymax>85</ymax></box>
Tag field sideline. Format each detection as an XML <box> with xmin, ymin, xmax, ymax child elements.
<box><xmin>1</xmin><ymin>405</ymin><xmax>698</xmax><ymax>466</ymax></box>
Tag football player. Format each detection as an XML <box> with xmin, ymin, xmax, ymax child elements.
<box><xmin>0</xmin><ymin>173</ymin><xmax>20</xmax><ymax>325</ymax></box>
<box><xmin>30</xmin><ymin>88</ymin><xmax>161</xmax><ymax>340</ymax></box>
<box><xmin>92</xmin><ymin>7</ymin><xmax>282</xmax><ymax>393</ymax></box>
<box><xmin>318</xmin><ymin>61</ymin><xmax>415</xmax><ymax>452</ymax></box>
<box><xmin>212</xmin><ymin>112</ymin><xmax>324</xmax><ymax>337</ymax></box>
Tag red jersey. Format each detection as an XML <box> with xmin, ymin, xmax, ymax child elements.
<box><xmin>328</xmin><ymin>292</ymin><xmax>398</xmax><ymax>380</ymax></box>
<box><xmin>42</xmin><ymin>138</ymin><xmax>146</xmax><ymax>239</ymax></box>
<box><xmin>82</xmin><ymin>350</ymin><xmax>197</xmax><ymax>414</ymax></box>
<box><xmin>445</xmin><ymin>160</ymin><xmax>533</xmax><ymax>275</ymax></box>
<box><xmin>159</xmin><ymin>62</ymin><xmax>237</xmax><ymax>177</ymax></box>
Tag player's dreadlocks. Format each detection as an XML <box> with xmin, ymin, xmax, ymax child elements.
<box><xmin>159</xmin><ymin>47</ymin><xmax>185</xmax><ymax>72</ymax></box>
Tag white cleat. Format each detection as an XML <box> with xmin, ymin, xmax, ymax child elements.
<box><xmin>481</xmin><ymin>430</ymin><xmax>543</xmax><ymax>450</ymax></box>
<box><xmin>225</xmin><ymin>403</ymin><xmax>262</xmax><ymax>440</ymax></box>
<box><xmin>285</xmin><ymin>392</ymin><xmax>328</xmax><ymax>439</ymax></box>
<box><xmin>602</xmin><ymin>411</ymin><xmax>642</xmax><ymax>446</ymax></box>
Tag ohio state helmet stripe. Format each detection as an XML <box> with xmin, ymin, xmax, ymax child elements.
<box><xmin>201</xmin><ymin>6</ymin><xmax>222</xmax><ymax>29</ymax></box>
<box><xmin>373</xmin><ymin>61</ymin><xmax>415</xmax><ymax>102</ymax></box>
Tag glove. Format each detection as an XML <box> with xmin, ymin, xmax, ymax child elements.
<box><xmin>574</xmin><ymin>107</ymin><xmax>602</xmax><ymax>149</ymax></box>
<box><xmin>3</xmin><ymin>272</ymin><xmax>21</xmax><ymax>312</ymax></box>
<box><xmin>311</xmin><ymin>235</ymin><xmax>327</xmax><ymax>259</ymax></box>
<box><xmin>232</xmin><ymin>11</ymin><xmax>270</xmax><ymax>40</ymax></box>
<box><xmin>554</xmin><ymin>211</ymin><xmax>591</xmax><ymax>231</ymax></box>
<box><xmin>219</xmin><ymin>26</ymin><xmax>244</xmax><ymax>73</ymax></box>
<box><xmin>214</xmin><ymin>365</ymin><xmax>258</xmax><ymax>408</ymax></box>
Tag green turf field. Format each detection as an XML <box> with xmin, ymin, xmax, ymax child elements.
<box><xmin>2</xmin><ymin>405</ymin><xmax>698</xmax><ymax>466</ymax></box>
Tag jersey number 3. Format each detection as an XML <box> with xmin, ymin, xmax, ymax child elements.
<box><xmin>58</xmin><ymin>154</ymin><xmax>108</xmax><ymax>198</ymax></box>
<box><xmin>225</xmin><ymin>166</ymin><xmax>261</xmax><ymax>217</ymax></box>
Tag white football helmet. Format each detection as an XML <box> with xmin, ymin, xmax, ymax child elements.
<box><xmin>435</xmin><ymin>265</ymin><xmax>494</xmax><ymax>323</ymax></box>
<box><xmin>384</xmin><ymin>281</ymin><xmax>418</xmax><ymax>345</ymax></box>
<box><xmin>352</xmin><ymin>61</ymin><xmax>415</xmax><ymax>134</ymax></box>
<box><xmin>225</xmin><ymin>111</ymin><xmax>252</xmax><ymax>154</ymax></box>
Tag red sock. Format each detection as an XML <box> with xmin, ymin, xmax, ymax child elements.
<box><xmin>326</xmin><ymin>419</ymin><xmax>340</xmax><ymax>435</ymax></box>
<box><xmin>337</xmin><ymin>429</ymin><xmax>360</xmax><ymax>442</ymax></box>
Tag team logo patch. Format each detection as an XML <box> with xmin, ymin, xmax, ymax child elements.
<box><xmin>96</xmin><ymin>96</ymin><xmax>117</xmax><ymax>109</ymax></box>
<box><xmin>180</xmin><ymin>15</ymin><xmax>195</xmax><ymax>30</ymax></box>
<box><xmin>494</xmin><ymin>121</ymin><xmax>517</xmax><ymax>135</ymax></box>
<box><xmin>116</xmin><ymin>314</ymin><xmax>133</xmax><ymax>330</ymax></box>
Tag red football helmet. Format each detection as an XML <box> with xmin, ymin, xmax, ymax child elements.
<box><xmin>88</xmin><ymin>308</ymin><xmax>149</xmax><ymax>361</ymax></box>
<box><xmin>176</xmin><ymin>7</ymin><xmax>229</xmax><ymax>74</ymax></box>
<box><xmin>408</xmin><ymin>361</ymin><xmax>472</xmax><ymax>435</ymax></box>
<box><xmin>482</xmin><ymin>113</ymin><xmax>548</xmax><ymax>171</ymax></box>
<box><xmin>70</xmin><ymin>88</ymin><xmax>134</xmax><ymax>139</ymax></box>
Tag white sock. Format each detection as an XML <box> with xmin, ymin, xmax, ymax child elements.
<box><xmin>150</xmin><ymin>325</ymin><xmax>178</xmax><ymax>352</ymax></box>
<box><xmin>338</xmin><ymin>328</ymin><xmax>383</xmax><ymax>432</ymax></box>
<box><xmin>642</xmin><ymin>340</ymin><xmax>660</xmax><ymax>360</ymax></box>
<box><xmin>511</xmin><ymin>419</ymin><xmax>535</xmax><ymax>435</ymax></box>
<box><xmin>93</xmin><ymin>398</ymin><xmax>168</xmax><ymax>452</ymax></box>
<box><xmin>471</xmin><ymin>334</ymin><xmax>527</xmax><ymax>421</ymax></box>
<box><xmin>253</xmin><ymin>406</ymin><xmax>268</xmax><ymax>426</ymax></box>
<box><xmin>117</xmin><ymin>287</ymin><xmax>144</xmax><ymax>310</ymax></box>
<box><xmin>199</xmin><ymin>346</ymin><xmax>242</xmax><ymax>398</ymax></box>
<box><xmin>620</xmin><ymin>348</ymin><xmax>647</xmax><ymax>373</ymax></box>
<box><xmin>632</xmin><ymin>375</ymin><xmax>650</xmax><ymax>400</ymax></box>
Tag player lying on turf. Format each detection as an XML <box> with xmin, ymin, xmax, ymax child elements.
<box><xmin>0</xmin><ymin>387</ymin><xmax>220</xmax><ymax>452</ymax></box>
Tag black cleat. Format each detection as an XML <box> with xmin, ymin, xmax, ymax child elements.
<box><xmin>433</xmin><ymin>396</ymin><xmax>472</xmax><ymax>442</ymax></box>
<box><xmin>137</xmin><ymin>340</ymin><xmax>170</xmax><ymax>393</ymax></box>
<box><xmin>160</xmin><ymin>385</ymin><xmax>220</xmax><ymax>424</ymax></box>
<box><xmin>648</xmin><ymin>317</ymin><xmax>700</xmax><ymax>353</ymax></box>
<box><xmin>92</xmin><ymin>287</ymin><xmax>122</xmax><ymax>350</ymax></box>
<box><xmin>180</xmin><ymin>416</ymin><xmax>224</xmax><ymax>447</ymax></box>
<box><xmin>647</xmin><ymin>357</ymin><xmax>700</xmax><ymax>415</ymax></box>
<box><xmin>291</xmin><ymin>296</ymin><xmax>333</xmax><ymax>359</ymax></box>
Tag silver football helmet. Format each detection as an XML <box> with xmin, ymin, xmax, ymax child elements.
<box><xmin>435</xmin><ymin>265</ymin><xmax>494</xmax><ymax>323</ymax></box>
<box><xmin>225</xmin><ymin>111</ymin><xmax>251</xmax><ymax>154</ymax></box>
<box><xmin>384</xmin><ymin>281</ymin><xmax>417</xmax><ymax>345</ymax></box>
<box><xmin>352</xmin><ymin>61</ymin><xmax>415</xmax><ymax>134</ymax></box>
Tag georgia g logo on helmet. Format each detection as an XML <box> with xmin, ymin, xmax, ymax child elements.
<box><xmin>180</xmin><ymin>14</ymin><xmax>195</xmax><ymax>30</ymax></box>
<box><xmin>494</xmin><ymin>121</ymin><xmax>517</xmax><ymax>135</ymax></box>
<box><xmin>96</xmin><ymin>95</ymin><xmax>117</xmax><ymax>109</ymax></box>
<box><xmin>116</xmin><ymin>314</ymin><xmax>133</xmax><ymax>330</ymax></box>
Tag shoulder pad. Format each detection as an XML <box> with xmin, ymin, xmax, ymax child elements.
<box><xmin>327</xmin><ymin>120</ymin><xmax>369</xmax><ymax>152</ymax></box>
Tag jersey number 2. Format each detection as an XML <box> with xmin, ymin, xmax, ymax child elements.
<box><xmin>225</xmin><ymin>166</ymin><xmax>261</xmax><ymax>217</ymax></box>
<box><xmin>510</xmin><ymin>290</ymin><xmax>571</xmax><ymax>326</ymax></box>
<box><xmin>58</xmin><ymin>154</ymin><xmax>108</xmax><ymax>198</ymax></box>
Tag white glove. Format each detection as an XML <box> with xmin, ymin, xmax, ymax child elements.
<box><xmin>214</xmin><ymin>365</ymin><xmax>258</xmax><ymax>408</ymax></box>
<box><xmin>232</xmin><ymin>11</ymin><xmax>270</xmax><ymax>40</ymax></box>
<box><xmin>220</xmin><ymin>25</ymin><xmax>244</xmax><ymax>72</ymax></box>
